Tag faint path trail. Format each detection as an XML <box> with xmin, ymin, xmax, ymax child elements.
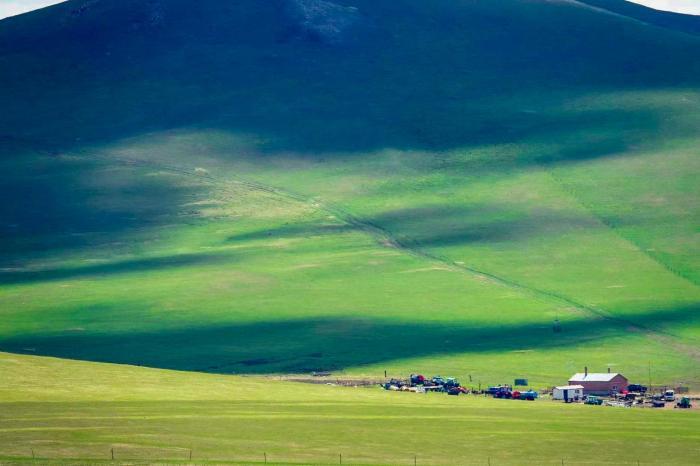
<box><xmin>102</xmin><ymin>154</ymin><xmax>700</xmax><ymax>361</ymax></box>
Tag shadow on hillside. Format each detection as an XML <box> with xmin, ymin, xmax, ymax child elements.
<box><xmin>226</xmin><ymin>204</ymin><xmax>600</xmax><ymax>248</ymax></box>
<box><xmin>227</xmin><ymin>223</ymin><xmax>354</xmax><ymax>243</ymax></box>
<box><xmin>0</xmin><ymin>251</ymin><xmax>238</xmax><ymax>286</ymax></box>
<box><xmin>1</xmin><ymin>304</ymin><xmax>697</xmax><ymax>374</ymax></box>
<box><xmin>365</xmin><ymin>205</ymin><xmax>600</xmax><ymax>247</ymax></box>
<box><xmin>0</xmin><ymin>199</ymin><xmax>627</xmax><ymax>286</ymax></box>
<box><xmin>0</xmin><ymin>151</ymin><xmax>211</xmax><ymax>264</ymax></box>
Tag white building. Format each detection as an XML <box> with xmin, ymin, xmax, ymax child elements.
<box><xmin>553</xmin><ymin>385</ymin><xmax>584</xmax><ymax>401</ymax></box>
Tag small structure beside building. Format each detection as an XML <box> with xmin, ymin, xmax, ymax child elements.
<box><xmin>568</xmin><ymin>367</ymin><xmax>628</xmax><ymax>395</ymax></box>
<box><xmin>553</xmin><ymin>385</ymin><xmax>584</xmax><ymax>402</ymax></box>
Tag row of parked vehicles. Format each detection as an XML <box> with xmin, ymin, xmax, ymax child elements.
<box><xmin>383</xmin><ymin>377</ymin><xmax>692</xmax><ymax>408</ymax></box>
<box><xmin>624</xmin><ymin>388</ymin><xmax>693</xmax><ymax>408</ymax></box>
<box><xmin>383</xmin><ymin>377</ymin><xmax>542</xmax><ymax>399</ymax></box>
<box><xmin>487</xmin><ymin>385</ymin><xmax>539</xmax><ymax>401</ymax></box>
<box><xmin>650</xmin><ymin>390</ymin><xmax>693</xmax><ymax>409</ymax></box>
<box><xmin>382</xmin><ymin>375</ymin><xmax>468</xmax><ymax>395</ymax></box>
<box><xmin>585</xmin><ymin>388</ymin><xmax>693</xmax><ymax>409</ymax></box>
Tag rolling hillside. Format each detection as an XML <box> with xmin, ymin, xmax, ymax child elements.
<box><xmin>0</xmin><ymin>0</ymin><xmax>698</xmax><ymax>391</ymax></box>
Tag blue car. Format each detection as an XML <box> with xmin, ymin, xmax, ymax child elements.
<box><xmin>519</xmin><ymin>390</ymin><xmax>539</xmax><ymax>400</ymax></box>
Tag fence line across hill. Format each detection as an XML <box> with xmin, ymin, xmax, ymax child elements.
<box><xmin>0</xmin><ymin>449</ymin><xmax>656</xmax><ymax>466</ymax></box>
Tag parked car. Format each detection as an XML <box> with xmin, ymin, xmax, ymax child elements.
<box><xmin>627</xmin><ymin>384</ymin><xmax>647</xmax><ymax>393</ymax></box>
<box><xmin>585</xmin><ymin>396</ymin><xmax>604</xmax><ymax>405</ymax></box>
<box><xmin>488</xmin><ymin>385</ymin><xmax>512</xmax><ymax>396</ymax></box>
<box><xmin>651</xmin><ymin>395</ymin><xmax>666</xmax><ymax>408</ymax></box>
<box><xmin>519</xmin><ymin>390</ymin><xmax>538</xmax><ymax>401</ymax></box>
<box><xmin>494</xmin><ymin>387</ymin><xmax>513</xmax><ymax>399</ymax></box>
<box><xmin>664</xmin><ymin>390</ymin><xmax>675</xmax><ymax>402</ymax></box>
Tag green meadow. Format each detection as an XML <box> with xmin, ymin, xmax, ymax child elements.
<box><xmin>0</xmin><ymin>0</ymin><xmax>699</xmax><ymax>463</ymax></box>
<box><xmin>2</xmin><ymin>352</ymin><xmax>699</xmax><ymax>465</ymax></box>
<box><xmin>2</xmin><ymin>106</ymin><xmax>698</xmax><ymax>386</ymax></box>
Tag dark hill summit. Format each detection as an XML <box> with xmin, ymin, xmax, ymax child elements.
<box><xmin>579</xmin><ymin>0</ymin><xmax>700</xmax><ymax>36</ymax></box>
<box><xmin>1</xmin><ymin>0</ymin><xmax>700</xmax><ymax>153</ymax></box>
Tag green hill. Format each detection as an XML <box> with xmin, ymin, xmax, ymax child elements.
<box><xmin>0</xmin><ymin>0</ymin><xmax>698</xmax><ymax>390</ymax></box>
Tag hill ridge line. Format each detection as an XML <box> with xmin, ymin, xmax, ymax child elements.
<box><xmin>96</xmin><ymin>152</ymin><xmax>699</xmax><ymax>361</ymax></box>
<box><xmin>573</xmin><ymin>0</ymin><xmax>700</xmax><ymax>38</ymax></box>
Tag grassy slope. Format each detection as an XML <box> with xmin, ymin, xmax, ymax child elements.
<box><xmin>0</xmin><ymin>0</ymin><xmax>698</xmax><ymax>387</ymax></box>
<box><xmin>0</xmin><ymin>125</ymin><xmax>697</xmax><ymax>387</ymax></box>
<box><xmin>2</xmin><ymin>352</ymin><xmax>699</xmax><ymax>466</ymax></box>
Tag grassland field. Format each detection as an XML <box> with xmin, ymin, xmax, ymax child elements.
<box><xmin>1</xmin><ymin>0</ymin><xmax>700</xmax><ymax>464</ymax></box>
<box><xmin>1</xmin><ymin>351</ymin><xmax>699</xmax><ymax>466</ymax></box>
<box><xmin>2</xmin><ymin>99</ymin><xmax>698</xmax><ymax>386</ymax></box>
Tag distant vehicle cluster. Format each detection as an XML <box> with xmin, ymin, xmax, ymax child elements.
<box><xmin>553</xmin><ymin>369</ymin><xmax>693</xmax><ymax>409</ymax></box>
<box><xmin>383</xmin><ymin>374</ymin><xmax>468</xmax><ymax>395</ymax></box>
<box><xmin>486</xmin><ymin>385</ymin><xmax>539</xmax><ymax>400</ymax></box>
<box><xmin>380</xmin><ymin>369</ymin><xmax>694</xmax><ymax>409</ymax></box>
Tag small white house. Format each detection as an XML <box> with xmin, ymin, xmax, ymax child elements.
<box><xmin>553</xmin><ymin>385</ymin><xmax>584</xmax><ymax>401</ymax></box>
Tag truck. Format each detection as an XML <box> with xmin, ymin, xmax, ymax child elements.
<box><xmin>493</xmin><ymin>386</ymin><xmax>513</xmax><ymax>399</ymax></box>
<box><xmin>675</xmin><ymin>397</ymin><xmax>692</xmax><ymax>409</ymax></box>
<box><xmin>518</xmin><ymin>390</ymin><xmax>538</xmax><ymax>401</ymax></box>
<box><xmin>447</xmin><ymin>386</ymin><xmax>468</xmax><ymax>396</ymax></box>
<box><xmin>488</xmin><ymin>385</ymin><xmax>512</xmax><ymax>396</ymax></box>
<box><xmin>664</xmin><ymin>390</ymin><xmax>675</xmax><ymax>402</ymax></box>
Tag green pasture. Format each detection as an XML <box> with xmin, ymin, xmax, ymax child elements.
<box><xmin>1</xmin><ymin>1</ymin><xmax>700</xmax><ymax>463</ymax></box>
<box><xmin>0</xmin><ymin>127</ymin><xmax>699</xmax><ymax>385</ymax></box>
<box><xmin>0</xmin><ymin>0</ymin><xmax>698</xmax><ymax>420</ymax></box>
<box><xmin>1</xmin><ymin>352</ymin><xmax>699</xmax><ymax>466</ymax></box>
<box><xmin>0</xmin><ymin>89</ymin><xmax>698</xmax><ymax>388</ymax></box>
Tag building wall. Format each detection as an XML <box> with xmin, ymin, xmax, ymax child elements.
<box><xmin>553</xmin><ymin>388</ymin><xmax>583</xmax><ymax>400</ymax></box>
<box><xmin>568</xmin><ymin>375</ymin><xmax>628</xmax><ymax>395</ymax></box>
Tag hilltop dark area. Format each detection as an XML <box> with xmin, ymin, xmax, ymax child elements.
<box><xmin>580</xmin><ymin>0</ymin><xmax>700</xmax><ymax>36</ymax></box>
<box><xmin>1</xmin><ymin>0</ymin><xmax>700</xmax><ymax>153</ymax></box>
